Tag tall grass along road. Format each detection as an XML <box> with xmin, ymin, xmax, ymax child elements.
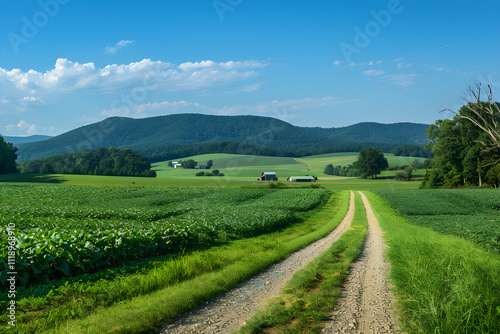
<box><xmin>159</xmin><ymin>191</ymin><xmax>355</xmax><ymax>333</ymax></box>
<box><xmin>323</xmin><ymin>191</ymin><xmax>402</xmax><ymax>333</ymax></box>
<box><xmin>366</xmin><ymin>191</ymin><xmax>500</xmax><ymax>333</ymax></box>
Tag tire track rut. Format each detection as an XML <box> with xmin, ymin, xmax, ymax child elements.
<box><xmin>322</xmin><ymin>191</ymin><xmax>402</xmax><ymax>334</ymax></box>
<box><xmin>158</xmin><ymin>191</ymin><xmax>355</xmax><ymax>334</ymax></box>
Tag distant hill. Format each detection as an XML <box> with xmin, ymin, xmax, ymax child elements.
<box><xmin>15</xmin><ymin>114</ymin><xmax>430</xmax><ymax>162</ymax></box>
<box><xmin>3</xmin><ymin>135</ymin><xmax>52</xmax><ymax>145</ymax></box>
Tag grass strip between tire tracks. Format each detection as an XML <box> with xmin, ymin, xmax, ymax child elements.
<box><xmin>21</xmin><ymin>191</ymin><xmax>350</xmax><ymax>334</ymax></box>
<box><xmin>364</xmin><ymin>191</ymin><xmax>500</xmax><ymax>334</ymax></box>
<box><xmin>237</xmin><ymin>191</ymin><xmax>367</xmax><ymax>334</ymax></box>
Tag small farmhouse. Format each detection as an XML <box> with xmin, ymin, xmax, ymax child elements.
<box><xmin>287</xmin><ymin>176</ymin><xmax>316</xmax><ymax>182</ymax></box>
<box><xmin>257</xmin><ymin>172</ymin><xmax>278</xmax><ymax>181</ymax></box>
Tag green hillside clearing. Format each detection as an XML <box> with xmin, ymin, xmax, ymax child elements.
<box><xmin>1</xmin><ymin>153</ymin><xmax>427</xmax><ymax>190</ymax></box>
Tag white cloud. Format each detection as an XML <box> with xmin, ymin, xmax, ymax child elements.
<box><xmin>362</xmin><ymin>69</ymin><xmax>384</xmax><ymax>76</ymax></box>
<box><xmin>0</xmin><ymin>58</ymin><xmax>268</xmax><ymax>94</ymax></box>
<box><xmin>397</xmin><ymin>62</ymin><xmax>403</xmax><ymax>69</ymax></box>
<box><xmin>239</xmin><ymin>82</ymin><xmax>262</xmax><ymax>92</ymax></box>
<box><xmin>102</xmin><ymin>100</ymin><xmax>213</xmax><ymax>117</ymax></box>
<box><xmin>19</xmin><ymin>96</ymin><xmax>45</xmax><ymax>105</ymax></box>
<box><xmin>393</xmin><ymin>57</ymin><xmax>404</xmax><ymax>62</ymax></box>
<box><xmin>434</xmin><ymin>67</ymin><xmax>451</xmax><ymax>72</ymax></box>
<box><xmin>340</xmin><ymin>60</ymin><xmax>383</xmax><ymax>67</ymax></box>
<box><xmin>135</xmin><ymin>101</ymin><xmax>205</xmax><ymax>113</ymax></box>
<box><xmin>178</xmin><ymin>60</ymin><xmax>267</xmax><ymax>72</ymax></box>
<box><xmin>101</xmin><ymin>96</ymin><xmax>361</xmax><ymax>120</ymax></box>
<box><xmin>363</xmin><ymin>70</ymin><xmax>416</xmax><ymax>87</ymax></box>
<box><xmin>456</xmin><ymin>69</ymin><xmax>477</xmax><ymax>75</ymax></box>
<box><xmin>42</xmin><ymin>126</ymin><xmax>56</xmax><ymax>132</ymax></box>
<box><xmin>440</xmin><ymin>44</ymin><xmax>451</xmax><ymax>48</ymax></box>
<box><xmin>287</xmin><ymin>97</ymin><xmax>360</xmax><ymax>110</ymax></box>
<box><xmin>100</xmin><ymin>108</ymin><xmax>130</xmax><ymax>117</ymax></box>
<box><xmin>383</xmin><ymin>73</ymin><xmax>417</xmax><ymax>87</ymax></box>
<box><xmin>5</xmin><ymin>120</ymin><xmax>37</xmax><ymax>134</ymax></box>
<box><xmin>104</xmin><ymin>40</ymin><xmax>135</xmax><ymax>54</ymax></box>
<box><xmin>217</xmin><ymin>97</ymin><xmax>360</xmax><ymax>116</ymax></box>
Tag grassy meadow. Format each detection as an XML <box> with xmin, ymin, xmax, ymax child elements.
<box><xmin>366</xmin><ymin>192</ymin><xmax>500</xmax><ymax>333</ymax></box>
<box><xmin>0</xmin><ymin>183</ymin><xmax>348</xmax><ymax>333</ymax></box>
<box><xmin>374</xmin><ymin>189</ymin><xmax>500</xmax><ymax>252</ymax></box>
<box><xmin>153</xmin><ymin>152</ymin><xmax>427</xmax><ymax>179</ymax></box>
<box><xmin>0</xmin><ymin>152</ymin><xmax>427</xmax><ymax>190</ymax></box>
<box><xmin>152</xmin><ymin>153</ymin><xmax>308</xmax><ymax>179</ymax></box>
<box><xmin>3</xmin><ymin>151</ymin><xmax>499</xmax><ymax>333</ymax></box>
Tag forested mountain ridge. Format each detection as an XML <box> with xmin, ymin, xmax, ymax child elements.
<box><xmin>15</xmin><ymin>114</ymin><xmax>430</xmax><ymax>161</ymax></box>
<box><xmin>3</xmin><ymin>135</ymin><xmax>52</xmax><ymax>145</ymax></box>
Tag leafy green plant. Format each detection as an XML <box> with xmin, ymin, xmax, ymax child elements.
<box><xmin>0</xmin><ymin>187</ymin><xmax>348</xmax><ymax>334</ymax></box>
<box><xmin>366</xmin><ymin>191</ymin><xmax>500</xmax><ymax>333</ymax></box>
<box><xmin>0</xmin><ymin>184</ymin><xmax>330</xmax><ymax>291</ymax></box>
<box><xmin>374</xmin><ymin>189</ymin><xmax>500</xmax><ymax>252</ymax></box>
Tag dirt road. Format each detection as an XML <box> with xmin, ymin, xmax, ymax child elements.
<box><xmin>322</xmin><ymin>191</ymin><xmax>402</xmax><ymax>334</ymax></box>
<box><xmin>159</xmin><ymin>191</ymin><xmax>355</xmax><ymax>334</ymax></box>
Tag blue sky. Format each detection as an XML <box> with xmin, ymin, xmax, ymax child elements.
<box><xmin>0</xmin><ymin>0</ymin><xmax>499</xmax><ymax>136</ymax></box>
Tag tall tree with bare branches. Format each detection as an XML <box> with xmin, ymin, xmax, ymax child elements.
<box><xmin>442</xmin><ymin>84</ymin><xmax>500</xmax><ymax>151</ymax></box>
<box><xmin>422</xmin><ymin>84</ymin><xmax>500</xmax><ymax>188</ymax></box>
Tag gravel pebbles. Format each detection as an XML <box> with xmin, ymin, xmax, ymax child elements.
<box><xmin>158</xmin><ymin>191</ymin><xmax>355</xmax><ymax>334</ymax></box>
<box><xmin>322</xmin><ymin>192</ymin><xmax>403</xmax><ymax>334</ymax></box>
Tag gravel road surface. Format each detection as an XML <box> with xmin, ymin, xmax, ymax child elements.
<box><xmin>322</xmin><ymin>191</ymin><xmax>403</xmax><ymax>334</ymax></box>
<box><xmin>158</xmin><ymin>191</ymin><xmax>355</xmax><ymax>334</ymax></box>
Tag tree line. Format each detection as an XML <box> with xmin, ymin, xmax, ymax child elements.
<box><xmin>391</xmin><ymin>144</ymin><xmax>433</xmax><ymax>158</ymax></box>
<box><xmin>140</xmin><ymin>141</ymin><xmax>297</xmax><ymax>163</ymax></box>
<box><xmin>0</xmin><ymin>136</ymin><xmax>18</xmax><ymax>174</ymax></box>
<box><xmin>422</xmin><ymin>85</ymin><xmax>500</xmax><ymax>188</ymax></box>
<box><xmin>137</xmin><ymin>141</ymin><xmax>422</xmax><ymax>162</ymax></box>
<box><xmin>323</xmin><ymin>164</ymin><xmax>361</xmax><ymax>177</ymax></box>
<box><xmin>19</xmin><ymin>147</ymin><xmax>156</xmax><ymax>177</ymax></box>
<box><xmin>324</xmin><ymin>148</ymin><xmax>388</xmax><ymax>179</ymax></box>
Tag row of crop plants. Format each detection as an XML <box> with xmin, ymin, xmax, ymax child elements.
<box><xmin>367</xmin><ymin>190</ymin><xmax>500</xmax><ymax>333</ymax></box>
<box><xmin>0</xmin><ymin>184</ymin><xmax>348</xmax><ymax>333</ymax></box>
<box><xmin>0</xmin><ymin>184</ymin><xmax>329</xmax><ymax>291</ymax></box>
<box><xmin>373</xmin><ymin>189</ymin><xmax>500</xmax><ymax>252</ymax></box>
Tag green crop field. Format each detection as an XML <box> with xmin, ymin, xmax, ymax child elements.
<box><xmin>366</xmin><ymin>192</ymin><xmax>500</xmax><ymax>333</ymax></box>
<box><xmin>0</xmin><ymin>183</ymin><xmax>328</xmax><ymax>290</ymax></box>
<box><xmin>0</xmin><ymin>172</ymin><xmax>256</xmax><ymax>188</ymax></box>
<box><xmin>153</xmin><ymin>153</ymin><xmax>309</xmax><ymax>179</ymax></box>
<box><xmin>0</xmin><ymin>153</ymin><xmax>428</xmax><ymax>190</ymax></box>
<box><xmin>152</xmin><ymin>152</ymin><xmax>428</xmax><ymax>181</ymax></box>
<box><xmin>300</xmin><ymin>152</ymin><xmax>427</xmax><ymax>173</ymax></box>
<box><xmin>0</xmin><ymin>182</ymin><xmax>339</xmax><ymax>333</ymax></box>
<box><xmin>374</xmin><ymin>189</ymin><xmax>500</xmax><ymax>252</ymax></box>
<box><xmin>3</xmin><ymin>156</ymin><xmax>499</xmax><ymax>333</ymax></box>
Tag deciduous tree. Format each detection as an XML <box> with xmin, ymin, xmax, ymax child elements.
<box><xmin>0</xmin><ymin>136</ymin><xmax>18</xmax><ymax>174</ymax></box>
<box><xmin>353</xmin><ymin>148</ymin><xmax>388</xmax><ymax>179</ymax></box>
<box><xmin>323</xmin><ymin>164</ymin><xmax>334</xmax><ymax>175</ymax></box>
<box><xmin>422</xmin><ymin>85</ymin><xmax>500</xmax><ymax>188</ymax></box>
<box><xmin>442</xmin><ymin>84</ymin><xmax>500</xmax><ymax>151</ymax></box>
